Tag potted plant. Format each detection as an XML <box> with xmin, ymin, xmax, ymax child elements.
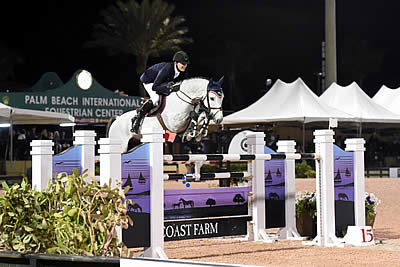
<box><xmin>365</xmin><ymin>192</ymin><xmax>381</xmax><ymax>227</ymax></box>
<box><xmin>295</xmin><ymin>191</ymin><xmax>381</xmax><ymax>237</ymax></box>
<box><xmin>295</xmin><ymin>191</ymin><xmax>317</xmax><ymax>237</ymax></box>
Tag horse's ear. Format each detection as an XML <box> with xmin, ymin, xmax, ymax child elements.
<box><xmin>217</xmin><ymin>76</ymin><xmax>224</xmax><ymax>86</ymax></box>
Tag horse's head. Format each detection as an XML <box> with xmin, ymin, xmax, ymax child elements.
<box><xmin>205</xmin><ymin>76</ymin><xmax>224</xmax><ymax>124</ymax></box>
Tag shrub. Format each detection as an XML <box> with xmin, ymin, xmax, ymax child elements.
<box><xmin>0</xmin><ymin>169</ymin><xmax>132</xmax><ymax>256</ymax></box>
<box><xmin>200</xmin><ymin>164</ymin><xmax>218</xmax><ymax>173</ymax></box>
<box><xmin>295</xmin><ymin>161</ymin><xmax>315</xmax><ymax>178</ymax></box>
<box><xmin>229</xmin><ymin>163</ymin><xmax>248</xmax><ymax>172</ymax></box>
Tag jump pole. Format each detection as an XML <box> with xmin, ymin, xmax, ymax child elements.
<box><xmin>141</xmin><ymin>123</ymin><xmax>168</xmax><ymax>259</ymax></box>
<box><xmin>276</xmin><ymin>140</ymin><xmax>302</xmax><ymax>240</ymax></box>
<box><xmin>306</xmin><ymin>129</ymin><xmax>343</xmax><ymax>247</ymax></box>
<box><xmin>73</xmin><ymin>130</ymin><xmax>96</xmax><ymax>182</ymax></box>
<box><xmin>345</xmin><ymin>138</ymin><xmax>366</xmax><ymax>226</ymax></box>
<box><xmin>246</xmin><ymin>132</ymin><xmax>275</xmax><ymax>242</ymax></box>
<box><xmin>31</xmin><ymin>140</ymin><xmax>54</xmax><ymax>191</ymax></box>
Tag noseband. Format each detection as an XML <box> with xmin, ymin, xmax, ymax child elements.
<box><xmin>197</xmin><ymin>88</ymin><xmax>223</xmax><ymax>125</ymax></box>
<box><xmin>205</xmin><ymin>88</ymin><xmax>224</xmax><ymax>111</ymax></box>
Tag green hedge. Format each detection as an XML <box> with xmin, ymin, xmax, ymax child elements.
<box><xmin>0</xmin><ymin>169</ymin><xmax>132</xmax><ymax>256</ymax></box>
<box><xmin>295</xmin><ymin>161</ymin><xmax>316</xmax><ymax>178</ymax></box>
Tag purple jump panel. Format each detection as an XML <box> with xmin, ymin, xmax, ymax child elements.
<box><xmin>164</xmin><ymin>187</ymin><xmax>251</xmax><ymax>241</ymax></box>
<box><xmin>264</xmin><ymin>146</ymin><xmax>285</xmax><ymax>228</ymax></box>
<box><xmin>52</xmin><ymin>145</ymin><xmax>82</xmax><ymax>175</ymax></box>
<box><xmin>122</xmin><ymin>144</ymin><xmax>151</xmax><ymax>248</ymax></box>
<box><xmin>164</xmin><ymin>187</ymin><xmax>250</xmax><ymax>220</ymax></box>
<box><xmin>333</xmin><ymin>144</ymin><xmax>355</xmax><ymax>236</ymax></box>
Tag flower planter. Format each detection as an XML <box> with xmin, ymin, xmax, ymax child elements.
<box><xmin>296</xmin><ymin>211</ymin><xmax>317</xmax><ymax>238</ymax></box>
<box><xmin>366</xmin><ymin>214</ymin><xmax>376</xmax><ymax>228</ymax></box>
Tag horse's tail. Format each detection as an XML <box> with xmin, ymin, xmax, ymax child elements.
<box><xmin>106</xmin><ymin>116</ymin><xmax>117</xmax><ymax>137</ymax></box>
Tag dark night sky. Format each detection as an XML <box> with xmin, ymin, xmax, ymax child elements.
<box><xmin>2</xmin><ymin>0</ymin><xmax>400</xmax><ymax>112</ymax></box>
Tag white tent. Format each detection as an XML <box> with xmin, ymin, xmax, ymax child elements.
<box><xmin>320</xmin><ymin>82</ymin><xmax>400</xmax><ymax>123</ymax></box>
<box><xmin>0</xmin><ymin>103</ymin><xmax>74</xmax><ymax>125</ymax></box>
<box><xmin>222</xmin><ymin>78</ymin><xmax>355</xmax><ymax>125</ymax></box>
<box><xmin>0</xmin><ymin>103</ymin><xmax>75</xmax><ymax>162</ymax></box>
<box><xmin>372</xmin><ymin>85</ymin><xmax>400</xmax><ymax>115</ymax></box>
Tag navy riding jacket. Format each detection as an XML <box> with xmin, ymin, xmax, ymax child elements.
<box><xmin>140</xmin><ymin>62</ymin><xmax>187</xmax><ymax>95</ymax></box>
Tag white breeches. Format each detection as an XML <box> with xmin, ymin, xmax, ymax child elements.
<box><xmin>143</xmin><ymin>83</ymin><xmax>160</xmax><ymax>104</ymax></box>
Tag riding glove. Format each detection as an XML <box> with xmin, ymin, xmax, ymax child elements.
<box><xmin>170</xmin><ymin>83</ymin><xmax>181</xmax><ymax>93</ymax></box>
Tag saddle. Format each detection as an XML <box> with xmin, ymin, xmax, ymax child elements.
<box><xmin>147</xmin><ymin>81</ymin><xmax>181</xmax><ymax>116</ymax></box>
<box><xmin>147</xmin><ymin>96</ymin><xmax>167</xmax><ymax>117</ymax></box>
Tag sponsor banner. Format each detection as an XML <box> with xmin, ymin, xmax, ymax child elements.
<box><xmin>0</xmin><ymin>71</ymin><xmax>141</xmax><ymax>123</ymax></box>
<box><xmin>164</xmin><ymin>216</ymin><xmax>251</xmax><ymax>241</ymax></box>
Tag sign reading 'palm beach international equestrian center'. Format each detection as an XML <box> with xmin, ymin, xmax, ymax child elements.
<box><xmin>0</xmin><ymin>70</ymin><xmax>141</xmax><ymax>123</ymax></box>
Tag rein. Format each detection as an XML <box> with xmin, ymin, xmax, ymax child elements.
<box><xmin>176</xmin><ymin>90</ymin><xmax>198</xmax><ymax>105</ymax></box>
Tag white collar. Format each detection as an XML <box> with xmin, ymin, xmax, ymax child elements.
<box><xmin>174</xmin><ymin>63</ymin><xmax>180</xmax><ymax>79</ymax></box>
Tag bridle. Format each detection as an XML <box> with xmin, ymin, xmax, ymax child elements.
<box><xmin>175</xmin><ymin>83</ymin><xmax>223</xmax><ymax>112</ymax></box>
<box><xmin>205</xmin><ymin>88</ymin><xmax>224</xmax><ymax>111</ymax></box>
<box><xmin>199</xmin><ymin>87</ymin><xmax>224</xmax><ymax>125</ymax></box>
<box><xmin>174</xmin><ymin>80</ymin><xmax>223</xmax><ymax>128</ymax></box>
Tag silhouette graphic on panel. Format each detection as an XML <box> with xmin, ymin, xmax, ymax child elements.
<box><xmin>138</xmin><ymin>172</ymin><xmax>146</xmax><ymax>184</ymax></box>
<box><xmin>338</xmin><ymin>193</ymin><xmax>349</xmax><ymax>201</ymax></box>
<box><xmin>334</xmin><ymin>169</ymin><xmax>342</xmax><ymax>183</ymax></box>
<box><xmin>206</xmin><ymin>198</ymin><xmax>216</xmax><ymax>207</ymax></box>
<box><xmin>268</xmin><ymin>192</ymin><xmax>280</xmax><ymax>200</ymax></box>
<box><xmin>173</xmin><ymin>201</ymin><xmax>182</xmax><ymax>209</ymax></box>
<box><xmin>179</xmin><ymin>198</ymin><xmax>194</xmax><ymax>208</ymax></box>
<box><xmin>122</xmin><ymin>174</ymin><xmax>133</xmax><ymax>189</ymax></box>
<box><xmin>265</xmin><ymin>170</ymin><xmax>272</xmax><ymax>183</ymax></box>
<box><xmin>128</xmin><ymin>202</ymin><xmax>142</xmax><ymax>212</ymax></box>
<box><xmin>233</xmin><ymin>194</ymin><xmax>245</xmax><ymax>205</ymax></box>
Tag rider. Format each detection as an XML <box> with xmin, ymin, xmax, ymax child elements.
<box><xmin>131</xmin><ymin>50</ymin><xmax>190</xmax><ymax>134</ymax></box>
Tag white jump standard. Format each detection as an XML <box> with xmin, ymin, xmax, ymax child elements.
<box><xmin>30</xmin><ymin>125</ymin><xmax>369</xmax><ymax>259</ymax></box>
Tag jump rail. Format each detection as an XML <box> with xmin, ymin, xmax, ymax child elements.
<box><xmin>163</xmin><ymin>153</ymin><xmax>318</xmax><ymax>162</ymax></box>
<box><xmin>164</xmin><ymin>171</ymin><xmax>250</xmax><ymax>180</ymax></box>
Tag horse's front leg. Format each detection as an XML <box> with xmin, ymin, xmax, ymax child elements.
<box><xmin>183</xmin><ymin>111</ymin><xmax>200</xmax><ymax>141</ymax></box>
<box><xmin>195</xmin><ymin>112</ymin><xmax>210</xmax><ymax>141</ymax></box>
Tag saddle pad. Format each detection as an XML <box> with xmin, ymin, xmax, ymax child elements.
<box><xmin>147</xmin><ymin>95</ymin><xmax>166</xmax><ymax>117</ymax></box>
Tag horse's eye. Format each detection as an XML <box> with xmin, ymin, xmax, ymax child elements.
<box><xmin>210</xmin><ymin>97</ymin><xmax>215</xmax><ymax>101</ymax></box>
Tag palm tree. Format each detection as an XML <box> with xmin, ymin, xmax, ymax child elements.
<box><xmin>85</xmin><ymin>0</ymin><xmax>193</xmax><ymax>96</ymax></box>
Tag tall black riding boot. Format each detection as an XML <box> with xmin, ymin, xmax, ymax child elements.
<box><xmin>131</xmin><ymin>100</ymin><xmax>154</xmax><ymax>134</ymax></box>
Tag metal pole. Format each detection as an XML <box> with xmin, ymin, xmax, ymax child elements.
<box><xmin>302</xmin><ymin>122</ymin><xmax>306</xmax><ymax>152</ymax></box>
<box><xmin>325</xmin><ymin>0</ymin><xmax>337</xmax><ymax>89</ymax></box>
<box><xmin>9</xmin><ymin>111</ymin><xmax>13</xmax><ymax>167</ymax></box>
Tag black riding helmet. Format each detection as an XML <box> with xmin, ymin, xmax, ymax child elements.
<box><xmin>173</xmin><ymin>51</ymin><xmax>190</xmax><ymax>65</ymax></box>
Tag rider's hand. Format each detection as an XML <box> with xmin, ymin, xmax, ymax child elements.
<box><xmin>166</xmin><ymin>81</ymin><xmax>175</xmax><ymax>89</ymax></box>
<box><xmin>170</xmin><ymin>83</ymin><xmax>180</xmax><ymax>93</ymax></box>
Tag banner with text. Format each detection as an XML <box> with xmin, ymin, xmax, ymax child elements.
<box><xmin>0</xmin><ymin>72</ymin><xmax>141</xmax><ymax>123</ymax></box>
